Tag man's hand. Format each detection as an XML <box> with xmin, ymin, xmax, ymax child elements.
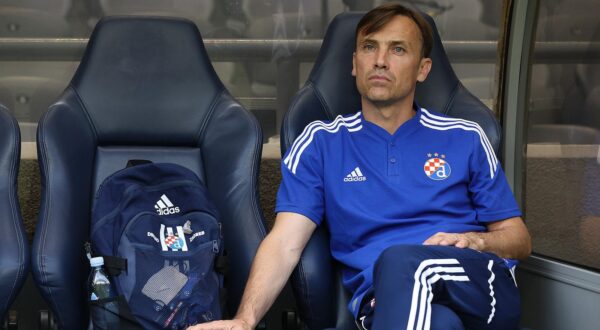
<box><xmin>186</xmin><ymin>213</ymin><xmax>316</xmax><ymax>330</ymax></box>
<box><xmin>423</xmin><ymin>232</ymin><xmax>485</xmax><ymax>251</ymax></box>
<box><xmin>187</xmin><ymin>319</ymin><xmax>251</xmax><ymax>330</ymax></box>
<box><xmin>422</xmin><ymin>217</ymin><xmax>531</xmax><ymax>260</ymax></box>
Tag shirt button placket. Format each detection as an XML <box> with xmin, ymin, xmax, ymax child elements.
<box><xmin>387</xmin><ymin>141</ymin><xmax>399</xmax><ymax>176</ymax></box>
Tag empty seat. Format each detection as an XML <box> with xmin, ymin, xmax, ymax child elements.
<box><xmin>31</xmin><ymin>16</ymin><xmax>267</xmax><ymax>329</ymax></box>
<box><xmin>0</xmin><ymin>104</ymin><xmax>29</xmax><ymax>324</ymax></box>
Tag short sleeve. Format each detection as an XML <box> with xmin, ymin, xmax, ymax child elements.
<box><xmin>275</xmin><ymin>134</ymin><xmax>325</xmax><ymax>225</ymax></box>
<box><xmin>468</xmin><ymin>131</ymin><xmax>522</xmax><ymax>222</ymax></box>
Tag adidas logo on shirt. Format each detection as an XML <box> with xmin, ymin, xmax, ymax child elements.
<box><xmin>154</xmin><ymin>194</ymin><xmax>180</xmax><ymax>215</ymax></box>
<box><xmin>343</xmin><ymin>167</ymin><xmax>367</xmax><ymax>182</ymax></box>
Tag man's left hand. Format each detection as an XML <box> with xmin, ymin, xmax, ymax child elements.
<box><xmin>423</xmin><ymin>232</ymin><xmax>485</xmax><ymax>251</ymax></box>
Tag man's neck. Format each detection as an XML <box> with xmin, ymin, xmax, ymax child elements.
<box><xmin>362</xmin><ymin>98</ymin><xmax>416</xmax><ymax>135</ymax></box>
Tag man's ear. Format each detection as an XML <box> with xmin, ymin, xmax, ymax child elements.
<box><xmin>417</xmin><ymin>57</ymin><xmax>432</xmax><ymax>83</ymax></box>
<box><xmin>351</xmin><ymin>52</ymin><xmax>357</xmax><ymax>77</ymax></box>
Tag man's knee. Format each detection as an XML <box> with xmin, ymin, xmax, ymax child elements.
<box><xmin>430</xmin><ymin>304</ymin><xmax>464</xmax><ymax>330</ymax></box>
<box><xmin>374</xmin><ymin>244</ymin><xmax>428</xmax><ymax>276</ymax></box>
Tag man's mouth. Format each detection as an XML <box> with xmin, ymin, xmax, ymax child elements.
<box><xmin>368</xmin><ymin>74</ymin><xmax>391</xmax><ymax>82</ymax></box>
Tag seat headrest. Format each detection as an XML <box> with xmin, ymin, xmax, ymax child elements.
<box><xmin>69</xmin><ymin>16</ymin><xmax>225</xmax><ymax>144</ymax></box>
<box><xmin>414</xmin><ymin>14</ymin><xmax>461</xmax><ymax>112</ymax></box>
<box><xmin>307</xmin><ymin>13</ymin><xmax>362</xmax><ymax>119</ymax></box>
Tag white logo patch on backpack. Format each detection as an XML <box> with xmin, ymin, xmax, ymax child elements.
<box><xmin>159</xmin><ymin>224</ymin><xmax>188</xmax><ymax>251</ymax></box>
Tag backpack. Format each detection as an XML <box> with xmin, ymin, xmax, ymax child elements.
<box><xmin>90</xmin><ymin>161</ymin><xmax>224</xmax><ymax>329</ymax></box>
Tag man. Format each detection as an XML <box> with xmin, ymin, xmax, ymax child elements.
<box><xmin>189</xmin><ymin>4</ymin><xmax>530</xmax><ymax>330</ymax></box>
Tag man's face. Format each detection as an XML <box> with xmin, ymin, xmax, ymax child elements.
<box><xmin>352</xmin><ymin>15</ymin><xmax>432</xmax><ymax>108</ymax></box>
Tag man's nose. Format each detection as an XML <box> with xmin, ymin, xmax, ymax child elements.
<box><xmin>374</xmin><ymin>49</ymin><xmax>388</xmax><ymax>69</ymax></box>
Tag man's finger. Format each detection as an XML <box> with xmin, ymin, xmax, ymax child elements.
<box><xmin>424</xmin><ymin>232</ymin><xmax>451</xmax><ymax>245</ymax></box>
<box><xmin>454</xmin><ymin>236</ymin><xmax>470</xmax><ymax>248</ymax></box>
<box><xmin>423</xmin><ymin>235</ymin><xmax>441</xmax><ymax>245</ymax></box>
<box><xmin>187</xmin><ymin>321</ymin><xmax>232</xmax><ymax>330</ymax></box>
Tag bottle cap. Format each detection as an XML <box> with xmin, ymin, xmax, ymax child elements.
<box><xmin>90</xmin><ymin>256</ymin><xmax>104</xmax><ymax>267</ymax></box>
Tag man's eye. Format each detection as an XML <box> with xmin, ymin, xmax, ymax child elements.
<box><xmin>393</xmin><ymin>46</ymin><xmax>405</xmax><ymax>54</ymax></box>
<box><xmin>363</xmin><ymin>44</ymin><xmax>375</xmax><ymax>51</ymax></box>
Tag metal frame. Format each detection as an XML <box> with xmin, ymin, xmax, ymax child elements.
<box><xmin>501</xmin><ymin>0</ymin><xmax>539</xmax><ymax>199</ymax></box>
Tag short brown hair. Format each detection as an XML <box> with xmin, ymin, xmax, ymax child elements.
<box><xmin>355</xmin><ymin>3</ymin><xmax>433</xmax><ymax>58</ymax></box>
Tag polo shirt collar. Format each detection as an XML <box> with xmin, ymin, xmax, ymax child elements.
<box><xmin>360</xmin><ymin>103</ymin><xmax>422</xmax><ymax>141</ymax></box>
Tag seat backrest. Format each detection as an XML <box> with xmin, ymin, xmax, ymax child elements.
<box><xmin>280</xmin><ymin>12</ymin><xmax>501</xmax><ymax>329</ymax></box>
<box><xmin>31</xmin><ymin>16</ymin><xmax>266</xmax><ymax>329</ymax></box>
<box><xmin>0</xmin><ymin>104</ymin><xmax>29</xmax><ymax>322</ymax></box>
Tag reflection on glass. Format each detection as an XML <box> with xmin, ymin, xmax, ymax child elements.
<box><xmin>0</xmin><ymin>0</ymin><xmax>504</xmax><ymax>144</ymax></box>
<box><xmin>526</xmin><ymin>0</ymin><xmax>600</xmax><ymax>270</ymax></box>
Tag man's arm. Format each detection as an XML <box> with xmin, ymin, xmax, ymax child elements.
<box><xmin>423</xmin><ymin>217</ymin><xmax>531</xmax><ymax>260</ymax></box>
<box><xmin>187</xmin><ymin>212</ymin><xmax>317</xmax><ymax>330</ymax></box>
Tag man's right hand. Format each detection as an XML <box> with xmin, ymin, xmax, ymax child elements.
<box><xmin>186</xmin><ymin>212</ymin><xmax>316</xmax><ymax>330</ymax></box>
<box><xmin>187</xmin><ymin>319</ymin><xmax>251</xmax><ymax>330</ymax></box>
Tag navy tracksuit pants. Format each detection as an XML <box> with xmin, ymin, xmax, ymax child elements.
<box><xmin>359</xmin><ymin>245</ymin><xmax>521</xmax><ymax>330</ymax></box>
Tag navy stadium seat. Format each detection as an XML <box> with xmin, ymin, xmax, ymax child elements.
<box><xmin>0</xmin><ymin>104</ymin><xmax>29</xmax><ymax>324</ymax></box>
<box><xmin>280</xmin><ymin>11</ymin><xmax>502</xmax><ymax>330</ymax></box>
<box><xmin>31</xmin><ymin>16</ymin><xmax>266</xmax><ymax>329</ymax></box>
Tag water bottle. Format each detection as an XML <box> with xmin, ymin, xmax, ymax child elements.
<box><xmin>88</xmin><ymin>257</ymin><xmax>120</xmax><ymax>329</ymax></box>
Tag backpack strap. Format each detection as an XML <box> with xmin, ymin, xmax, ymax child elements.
<box><xmin>126</xmin><ymin>159</ymin><xmax>153</xmax><ymax>168</ymax></box>
<box><xmin>215</xmin><ymin>255</ymin><xmax>228</xmax><ymax>274</ymax></box>
<box><xmin>216</xmin><ymin>254</ymin><xmax>228</xmax><ymax>317</ymax></box>
<box><xmin>103</xmin><ymin>255</ymin><xmax>128</xmax><ymax>277</ymax></box>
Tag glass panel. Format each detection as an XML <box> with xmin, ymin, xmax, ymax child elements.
<box><xmin>526</xmin><ymin>0</ymin><xmax>600</xmax><ymax>270</ymax></box>
<box><xmin>426</xmin><ymin>0</ymin><xmax>503</xmax><ymax>108</ymax></box>
<box><xmin>0</xmin><ymin>0</ymin><xmax>505</xmax><ymax>144</ymax></box>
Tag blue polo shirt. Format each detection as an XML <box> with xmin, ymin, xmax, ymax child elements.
<box><xmin>275</xmin><ymin>107</ymin><xmax>522</xmax><ymax>317</ymax></box>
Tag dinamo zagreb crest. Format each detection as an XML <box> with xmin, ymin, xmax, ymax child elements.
<box><xmin>159</xmin><ymin>224</ymin><xmax>188</xmax><ymax>251</ymax></box>
<box><xmin>423</xmin><ymin>153</ymin><xmax>451</xmax><ymax>180</ymax></box>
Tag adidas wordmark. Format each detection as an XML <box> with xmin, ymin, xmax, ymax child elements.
<box><xmin>344</xmin><ymin>167</ymin><xmax>367</xmax><ymax>182</ymax></box>
<box><xmin>154</xmin><ymin>194</ymin><xmax>180</xmax><ymax>215</ymax></box>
